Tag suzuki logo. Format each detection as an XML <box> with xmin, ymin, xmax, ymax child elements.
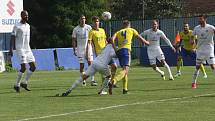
<box><xmin>7</xmin><ymin>0</ymin><xmax>15</xmax><ymax>16</ymax></box>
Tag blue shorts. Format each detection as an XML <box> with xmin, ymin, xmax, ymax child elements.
<box><xmin>178</xmin><ymin>48</ymin><xmax>196</xmax><ymax>60</ymax></box>
<box><xmin>116</xmin><ymin>48</ymin><xmax>131</xmax><ymax>67</ymax></box>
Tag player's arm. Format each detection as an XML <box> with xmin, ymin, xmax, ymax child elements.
<box><xmin>137</xmin><ymin>35</ymin><xmax>149</xmax><ymax>45</ymax></box>
<box><xmin>9</xmin><ymin>26</ymin><xmax>17</xmax><ymax>56</ymax></box>
<box><xmin>9</xmin><ymin>35</ymin><xmax>15</xmax><ymax>56</ymax></box>
<box><xmin>111</xmin><ymin>33</ymin><xmax>118</xmax><ymax>53</ymax></box>
<box><xmin>72</xmin><ymin>29</ymin><xmax>77</xmax><ymax>56</ymax></box>
<box><xmin>161</xmin><ymin>32</ymin><xmax>176</xmax><ymax>53</ymax></box>
<box><xmin>134</xmin><ymin>29</ymin><xmax>149</xmax><ymax>45</ymax></box>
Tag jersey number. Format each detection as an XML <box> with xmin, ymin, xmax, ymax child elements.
<box><xmin>121</xmin><ymin>31</ymin><xmax>128</xmax><ymax>44</ymax></box>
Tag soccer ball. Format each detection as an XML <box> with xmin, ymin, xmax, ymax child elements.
<box><xmin>102</xmin><ymin>11</ymin><xmax>111</xmax><ymax>21</ymax></box>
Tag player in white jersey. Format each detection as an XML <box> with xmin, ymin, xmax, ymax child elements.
<box><xmin>141</xmin><ymin>20</ymin><xmax>176</xmax><ymax>80</ymax></box>
<box><xmin>9</xmin><ymin>10</ymin><xmax>36</xmax><ymax>93</ymax></box>
<box><xmin>191</xmin><ymin>15</ymin><xmax>215</xmax><ymax>89</ymax></box>
<box><xmin>72</xmin><ymin>15</ymin><xmax>97</xmax><ymax>86</ymax></box>
<box><xmin>60</xmin><ymin>39</ymin><xmax>116</xmax><ymax>96</ymax></box>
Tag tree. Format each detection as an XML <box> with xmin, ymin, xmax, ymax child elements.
<box><xmin>24</xmin><ymin>0</ymin><xmax>108</xmax><ymax>48</ymax></box>
<box><xmin>110</xmin><ymin>0</ymin><xmax>182</xmax><ymax>20</ymax></box>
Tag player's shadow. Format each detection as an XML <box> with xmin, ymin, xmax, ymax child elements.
<box><xmin>45</xmin><ymin>93</ymin><xmax>98</xmax><ymax>98</ymax></box>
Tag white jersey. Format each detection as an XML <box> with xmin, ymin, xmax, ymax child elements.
<box><xmin>141</xmin><ymin>29</ymin><xmax>173</xmax><ymax>50</ymax></box>
<box><xmin>93</xmin><ymin>44</ymin><xmax>116</xmax><ymax>66</ymax></box>
<box><xmin>193</xmin><ymin>24</ymin><xmax>215</xmax><ymax>53</ymax></box>
<box><xmin>11</xmin><ymin>22</ymin><xmax>31</xmax><ymax>51</ymax></box>
<box><xmin>72</xmin><ymin>24</ymin><xmax>92</xmax><ymax>54</ymax></box>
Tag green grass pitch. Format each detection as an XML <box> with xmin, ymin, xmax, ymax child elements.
<box><xmin>0</xmin><ymin>66</ymin><xmax>215</xmax><ymax>121</ymax></box>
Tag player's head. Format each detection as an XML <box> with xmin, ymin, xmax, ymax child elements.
<box><xmin>152</xmin><ymin>19</ymin><xmax>158</xmax><ymax>31</ymax></box>
<box><xmin>92</xmin><ymin>16</ymin><xmax>100</xmax><ymax>29</ymax></box>
<box><xmin>79</xmin><ymin>15</ymin><xmax>86</xmax><ymax>26</ymax></box>
<box><xmin>21</xmin><ymin>10</ymin><xmax>28</xmax><ymax>22</ymax></box>
<box><xmin>198</xmin><ymin>14</ymin><xmax>207</xmax><ymax>26</ymax></box>
<box><xmin>183</xmin><ymin>22</ymin><xmax>189</xmax><ymax>32</ymax></box>
<box><xmin>123</xmin><ymin>20</ymin><xmax>131</xmax><ymax>28</ymax></box>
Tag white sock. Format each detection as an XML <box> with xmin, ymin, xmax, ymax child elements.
<box><xmin>99</xmin><ymin>77</ymin><xmax>110</xmax><ymax>93</ymax></box>
<box><xmin>164</xmin><ymin>62</ymin><xmax>173</xmax><ymax>77</ymax></box>
<box><xmin>23</xmin><ymin>70</ymin><xmax>33</xmax><ymax>84</ymax></box>
<box><xmin>91</xmin><ymin>75</ymin><xmax>95</xmax><ymax>82</ymax></box>
<box><xmin>155</xmin><ymin>67</ymin><xmax>164</xmax><ymax>75</ymax></box>
<box><xmin>16</xmin><ymin>71</ymin><xmax>23</xmax><ymax>87</ymax></box>
<box><xmin>69</xmin><ymin>77</ymin><xmax>83</xmax><ymax>91</ymax></box>
<box><xmin>192</xmin><ymin>69</ymin><xmax>200</xmax><ymax>83</ymax></box>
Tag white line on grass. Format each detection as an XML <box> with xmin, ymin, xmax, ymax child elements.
<box><xmin>16</xmin><ymin>93</ymin><xmax>215</xmax><ymax>121</ymax></box>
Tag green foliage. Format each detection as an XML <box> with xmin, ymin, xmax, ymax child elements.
<box><xmin>5</xmin><ymin>63</ymin><xmax>16</xmax><ymax>72</ymax></box>
<box><xmin>110</xmin><ymin>0</ymin><xmax>182</xmax><ymax>20</ymax></box>
<box><xmin>24</xmin><ymin>0</ymin><xmax>108</xmax><ymax>49</ymax></box>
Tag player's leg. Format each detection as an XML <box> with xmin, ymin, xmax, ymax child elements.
<box><xmin>14</xmin><ymin>51</ymin><xmax>27</xmax><ymax>92</ymax></box>
<box><xmin>20</xmin><ymin>62</ymin><xmax>36</xmax><ymax>91</ymax></box>
<box><xmin>175</xmin><ymin>56</ymin><xmax>183</xmax><ymax>77</ymax></box>
<box><xmin>109</xmin><ymin>59</ymin><xmax>118</xmax><ymax>88</ymax></box>
<box><xmin>208</xmin><ymin>56</ymin><xmax>215</xmax><ymax>75</ymax></box>
<box><xmin>98</xmin><ymin>66</ymin><xmax>111</xmax><ymax>95</ymax></box>
<box><xmin>61</xmin><ymin>65</ymin><xmax>95</xmax><ymax>96</ymax></box>
<box><xmin>87</xmin><ymin>45</ymin><xmax>97</xmax><ymax>86</ymax></box>
<box><xmin>20</xmin><ymin>52</ymin><xmax>36</xmax><ymax>91</ymax></box>
<box><xmin>79</xmin><ymin>56</ymin><xmax>87</xmax><ymax>86</ymax></box>
<box><xmin>192</xmin><ymin>64</ymin><xmax>201</xmax><ymax>89</ymax></box>
<box><xmin>14</xmin><ymin>63</ymin><xmax>26</xmax><ymax>92</ymax></box>
<box><xmin>152</xmin><ymin>64</ymin><xmax>165</xmax><ymax>80</ymax></box>
<box><xmin>190</xmin><ymin>49</ymin><xmax>207</xmax><ymax>78</ymax></box>
<box><xmin>200</xmin><ymin>64</ymin><xmax>207</xmax><ymax>78</ymax></box>
<box><xmin>175</xmin><ymin>48</ymin><xmax>183</xmax><ymax>77</ymax></box>
<box><xmin>122</xmin><ymin>66</ymin><xmax>129</xmax><ymax>94</ymax></box>
<box><xmin>160</xmin><ymin>59</ymin><xmax>174</xmax><ymax>80</ymax></box>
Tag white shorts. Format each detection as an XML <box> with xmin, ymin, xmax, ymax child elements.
<box><xmin>16</xmin><ymin>50</ymin><xmax>35</xmax><ymax>64</ymax></box>
<box><xmin>196</xmin><ymin>50</ymin><xmax>215</xmax><ymax>65</ymax></box>
<box><xmin>85</xmin><ymin>63</ymin><xmax>110</xmax><ymax>77</ymax></box>
<box><xmin>77</xmin><ymin>45</ymin><xmax>93</xmax><ymax>63</ymax></box>
<box><xmin>147</xmin><ymin>48</ymin><xmax>165</xmax><ymax>65</ymax></box>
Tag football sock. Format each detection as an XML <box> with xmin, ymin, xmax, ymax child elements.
<box><xmin>155</xmin><ymin>67</ymin><xmax>164</xmax><ymax>75</ymax></box>
<box><xmin>69</xmin><ymin>77</ymin><xmax>83</xmax><ymax>91</ymax></box>
<box><xmin>177</xmin><ymin>57</ymin><xmax>183</xmax><ymax>73</ymax></box>
<box><xmin>23</xmin><ymin>70</ymin><xmax>33</xmax><ymax>84</ymax></box>
<box><xmin>99</xmin><ymin>77</ymin><xmax>110</xmax><ymax>93</ymax></box>
<box><xmin>122</xmin><ymin>74</ymin><xmax>128</xmax><ymax>90</ymax></box>
<box><xmin>112</xmin><ymin>70</ymin><xmax>126</xmax><ymax>85</ymax></box>
<box><xmin>200</xmin><ymin>64</ymin><xmax>207</xmax><ymax>76</ymax></box>
<box><xmin>91</xmin><ymin>75</ymin><xmax>95</xmax><ymax>82</ymax></box>
<box><xmin>164</xmin><ymin>62</ymin><xmax>173</xmax><ymax>77</ymax></box>
<box><xmin>16</xmin><ymin>71</ymin><xmax>23</xmax><ymax>87</ymax></box>
<box><xmin>192</xmin><ymin>69</ymin><xmax>200</xmax><ymax>83</ymax></box>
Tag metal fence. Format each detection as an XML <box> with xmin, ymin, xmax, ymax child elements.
<box><xmin>1</xmin><ymin>15</ymin><xmax>215</xmax><ymax>59</ymax></box>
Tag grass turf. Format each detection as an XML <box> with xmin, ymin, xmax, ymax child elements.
<box><xmin>0</xmin><ymin>66</ymin><xmax>215</xmax><ymax>121</ymax></box>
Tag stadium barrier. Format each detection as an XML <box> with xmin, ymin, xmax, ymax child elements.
<box><xmin>0</xmin><ymin>51</ymin><xmax>6</xmax><ymax>72</ymax></box>
<box><xmin>140</xmin><ymin>46</ymin><xmax>196</xmax><ymax>66</ymax></box>
<box><xmin>11</xmin><ymin>49</ymin><xmax>56</xmax><ymax>71</ymax></box>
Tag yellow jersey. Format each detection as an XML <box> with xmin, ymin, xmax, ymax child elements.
<box><xmin>88</xmin><ymin>28</ymin><xmax>107</xmax><ymax>56</ymax></box>
<box><xmin>179</xmin><ymin>30</ymin><xmax>196</xmax><ymax>50</ymax></box>
<box><xmin>113</xmin><ymin>28</ymin><xmax>139</xmax><ymax>51</ymax></box>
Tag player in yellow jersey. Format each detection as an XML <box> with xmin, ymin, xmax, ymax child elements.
<box><xmin>174</xmin><ymin>23</ymin><xmax>207</xmax><ymax>78</ymax></box>
<box><xmin>109</xmin><ymin>20</ymin><xmax>149</xmax><ymax>94</ymax></box>
<box><xmin>88</xmin><ymin>16</ymin><xmax>117</xmax><ymax>94</ymax></box>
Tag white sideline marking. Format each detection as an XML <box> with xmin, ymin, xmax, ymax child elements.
<box><xmin>16</xmin><ymin>93</ymin><xmax>215</xmax><ymax>121</ymax></box>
